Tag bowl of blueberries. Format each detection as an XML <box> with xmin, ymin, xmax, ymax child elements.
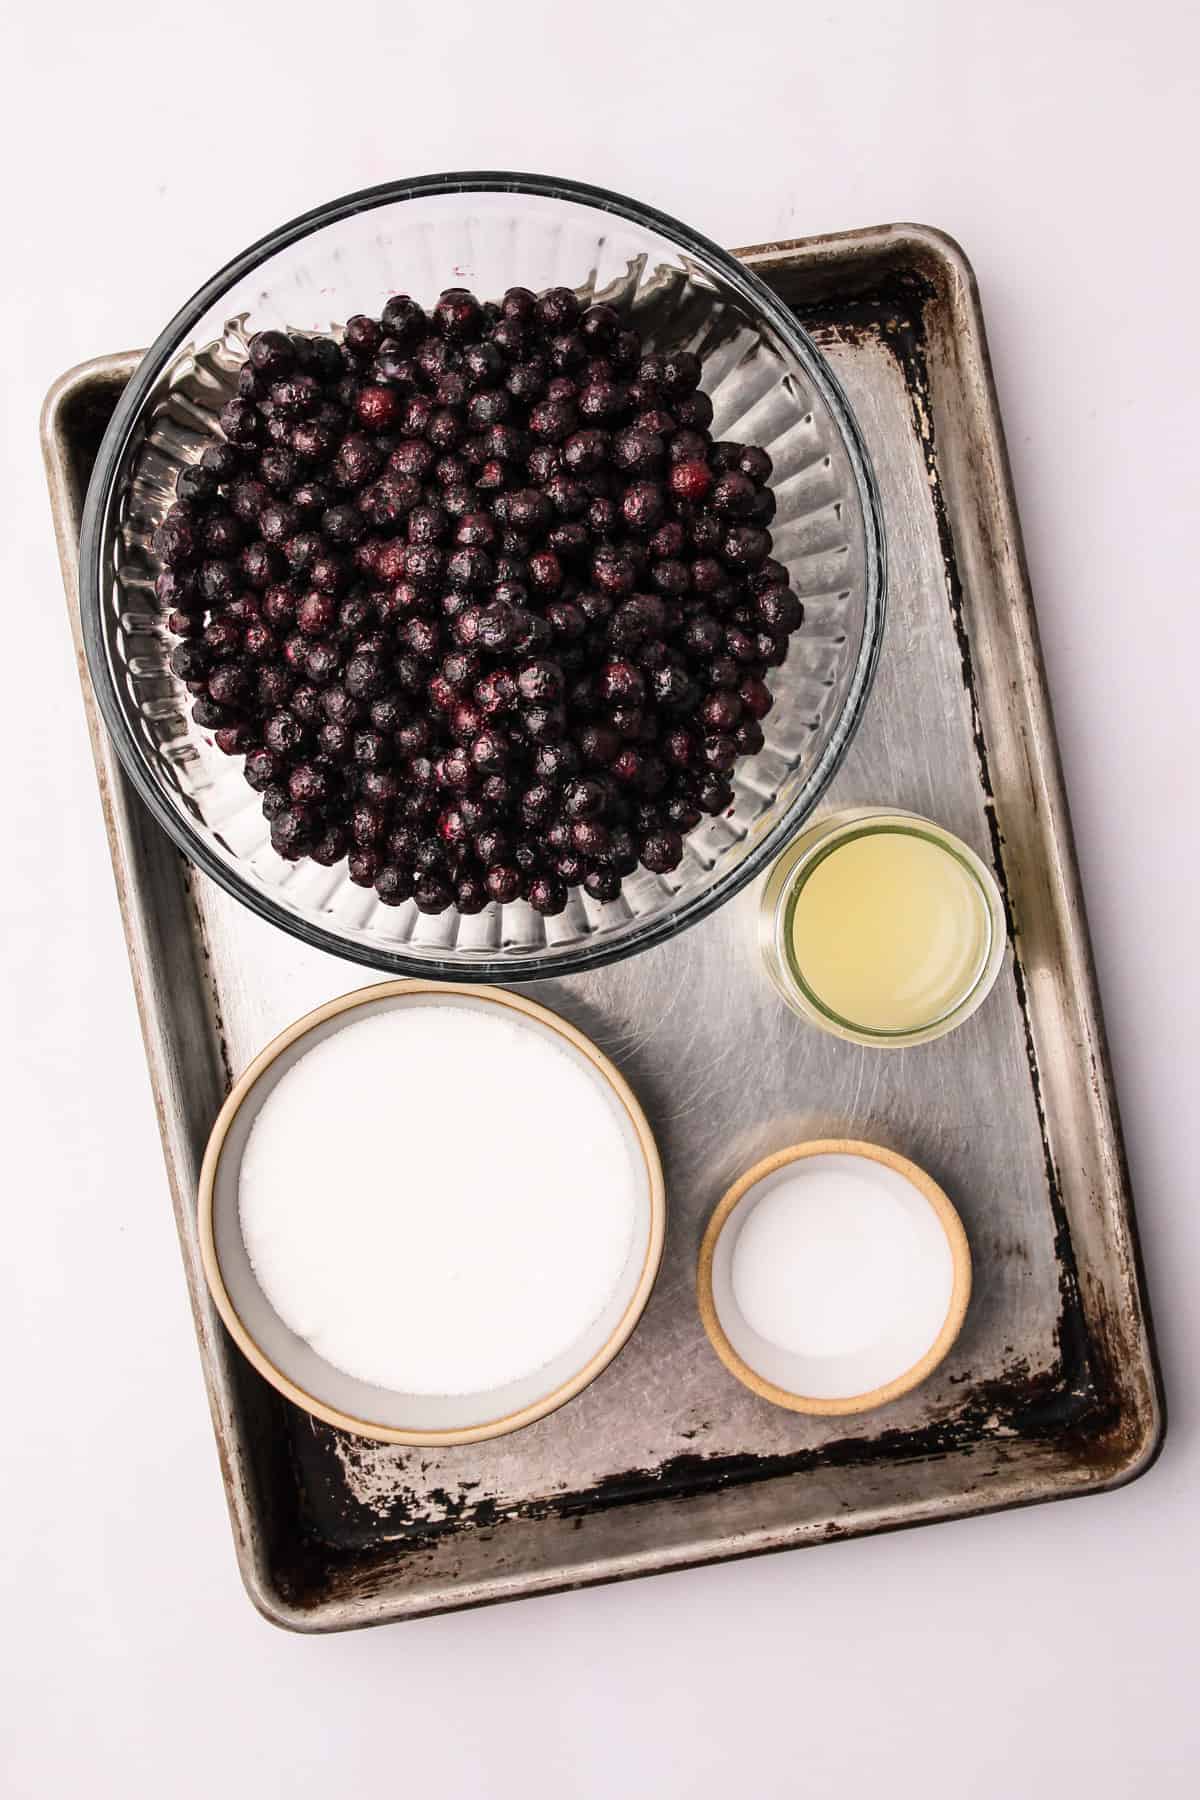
<box><xmin>80</xmin><ymin>171</ymin><xmax>885</xmax><ymax>978</ymax></box>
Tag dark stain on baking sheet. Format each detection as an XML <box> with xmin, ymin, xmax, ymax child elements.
<box><xmin>270</xmin><ymin>1361</ymin><xmax>1130</xmax><ymax>1611</ymax></box>
<box><xmin>290</xmin><ymin>1354</ymin><xmax>1118</xmax><ymax>1547</ymax></box>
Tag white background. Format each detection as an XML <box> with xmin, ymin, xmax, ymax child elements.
<box><xmin>2</xmin><ymin>2</ymin><xmax>1197</xmax><ymax>1793</ymax></box>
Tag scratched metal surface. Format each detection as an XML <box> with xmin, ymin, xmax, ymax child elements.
<box><xmin>187</xmin><ymin>320</ymin><xmax>1058</xmax><ymax>1514</ymax></box>
<box><xmin>43</xmin><ymin>225</ymin><xmax>1162</xmax><ymax>1631</ymax></box>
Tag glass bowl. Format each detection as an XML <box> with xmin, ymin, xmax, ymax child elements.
<box><xmin>80</xmin><ymin>172</ymin><xmax>885</xmax><ymax>980</ymax></box>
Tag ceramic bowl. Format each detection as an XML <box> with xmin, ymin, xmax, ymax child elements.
<box><xmin>697</xmin><ymin>1140</ymin><xmax>970</xmax><ymax>1415</ymax></box>
<box><xmin>199</xmin><ymin>980</ymin><xmax>665</xmax><ymax>1444</ymax></box>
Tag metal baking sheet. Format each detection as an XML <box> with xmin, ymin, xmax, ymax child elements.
<box><xmin>42</xmin><ymin>223</ymin><xmax>1163</xmax><ymax>1632</ymax></box>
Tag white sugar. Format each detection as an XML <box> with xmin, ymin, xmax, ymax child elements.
<box><xmin>239</xmin><ymin>1002</ymin><xmax>641</xmax><ymax>1396</ymax></box>
<box><xmin>731</xmin><ymin>1162</ymin><xmax>952</xmax><ymax>1360</ymax></box>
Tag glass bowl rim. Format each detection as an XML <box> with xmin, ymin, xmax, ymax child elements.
<box><xmin>79</xmin><ymin>168</ymin><xmax>886</xmax><ymax>981</ymax></box>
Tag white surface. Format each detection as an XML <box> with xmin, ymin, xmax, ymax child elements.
<box><xmin>2</xmin><ymin>2</ymin><xmax>1197</xmax><ymax>1794</ymax></box>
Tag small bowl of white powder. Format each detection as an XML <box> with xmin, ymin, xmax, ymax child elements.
<box><xmin>697</xmin><ymin>1141</ymin><xmax>970</xmax><ymax>1415</ymax></box>
<box><xmin>198</xmin><ymin>983</ymin><xmax>665</xmax><ymax>1444</ymax></box>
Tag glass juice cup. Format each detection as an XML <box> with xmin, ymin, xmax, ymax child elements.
<box><xmin>760</xmin><ymin>808</ymin><xmax>1007</xmax><ymax>1047</ymax></box>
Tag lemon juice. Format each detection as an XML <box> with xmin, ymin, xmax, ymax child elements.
<box><xmin>761</xmin><ymin>811</ymin><xmax>1005</xmax><ymax>1046</ymax></box>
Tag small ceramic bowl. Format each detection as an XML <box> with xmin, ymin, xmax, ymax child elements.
<box><xmin>199</xmin><ymin>980</ymin><xmax>665</xmax><ymax>1445</ymax></box>
<box><xmin>697</xmin><ymin>1140</ymin><xmax>970</xmax><ymax>1415</ymax></box>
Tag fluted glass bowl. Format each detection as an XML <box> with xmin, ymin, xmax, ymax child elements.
<box><xmin>80</xmin><ymin>173</ymin><xmax>885</xmax><ymax>980</ymax></box>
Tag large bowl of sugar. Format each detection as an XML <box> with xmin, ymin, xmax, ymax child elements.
<box><xmin>199</xmin><ymin>981</ymin><xmax>665</xmax><ymax>1443</ymax></box>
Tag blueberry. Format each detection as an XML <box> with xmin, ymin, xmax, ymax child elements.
<box><xmin>527</xmin><ymin>874</ymin><xmax>567</xmax><ymax>915</ymax></box>
<box><xmin>535</xmin><ymin>288</ymin><xmax>581</xmax><ymax>332</ymax></box>
<box><xmin>270</xmin><ymin>806</ymin><xmax>315</xmax><ymax>860</ymax></box>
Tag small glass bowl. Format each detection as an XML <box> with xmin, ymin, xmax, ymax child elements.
<box><xmin>79</xmin><ymin>171</ymin><xmax>885</xmax><ymax>983</ymax></box>
<box><xmin>759</xmin><ymin>808</ymin><xmax>1007</xmax><ymax>1046</ymax></box>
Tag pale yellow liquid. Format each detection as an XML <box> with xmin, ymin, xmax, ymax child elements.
<box><xmin>788</xmin><ymin>830</ymin><xmax>990</xmax><ymax>1034</ymax></box>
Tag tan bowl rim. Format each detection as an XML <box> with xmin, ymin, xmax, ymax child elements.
<box><xmin>696</xmin><ymin>1138</ymin><xmax>971</xmax><ymax>1416</ymax></box>
<box><xmin>198</xmin><ymin>978</ymin><xmax>666</xmax><ymax>1446</ymax></box>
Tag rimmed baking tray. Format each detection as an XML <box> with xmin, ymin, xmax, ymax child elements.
<box><xmin>42</xmin><ymin>222</ymin><xmax>1163</xmax><ymax>1631</ymax></box>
